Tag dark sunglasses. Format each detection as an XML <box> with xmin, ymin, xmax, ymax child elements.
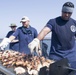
<box><xmin>11</xmin><ymin>26</ymin><xmax>16</xmax><ymax>28</ymax></box>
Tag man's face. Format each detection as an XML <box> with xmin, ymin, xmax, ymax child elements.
<box><xmin>62</xmin><ymin>12</ymin><xmax>72</xmax><ymax>20</ymax></box>
<box><xmin>22</xmin><ymin>20</ymin><xmax>30</xmax><ymax>27</ymax></box>
<box><xmin>11</xmin><ymin>26</ymin><xmax>16</xmax><ymax>31</ymax></box>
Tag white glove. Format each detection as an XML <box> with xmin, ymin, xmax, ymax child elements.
<box><xmin>28</xmin><ymin>38</ymin><xmax>40</xmax><ymax>54</ymax></box>
<box><xmin>0</xmin><ymin>38</ymin><xmax>11</xmax><ymax>50</ymax></box>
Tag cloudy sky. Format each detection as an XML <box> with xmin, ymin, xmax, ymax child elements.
<box><xmin>0</xmin><ymin>0</ymin><xmax>76</xmax><ymax>38</ymax></box>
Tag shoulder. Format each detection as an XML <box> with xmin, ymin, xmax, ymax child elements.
<box><xmin>70</xmin><ymin>18</ymin><xmax>76</xmax><ymax>25</ymax></box>
<box><xmin>47</xmin><ymin>17</ymin><xmax>58</xmax><ymax>25</ymax></box>
<box><xmin>7</xmin><ymin>31</ymin><xmax>14</xmax><ymax>34</ymax></box>
<box><xmin>45</xmin><ymin>17</ymin><xmax>59</xmax><ymax>30</ymax></box>
<box><xmin>17</xmin><ymin>26</ymin><xmax>22</xmax><ymax>29</ymax></box>
<box><xmin>46</xmin><ymin>17</ymin><xmax>57</xmax><ymax>27</ymax></box>
<box><xmin>6</xmin><ymin>31</ymin><xmax>14</xmax><ymax>37</ymax></box>
<box><xmin>48</xmin><ymin>18</ymin><xmax>55</xmax><ymax>23</ymax></box>
<box><xmin>70</xmin><ymin>18</ymin><xmax>76</xmax><ymax>22</ymax></box>
<box><xmin>8</xmin><ymin>30</ymin><xmax>12</xmax><ymax>32</ymax></box>
<box><xmin>30</xmin><ymin>26</ymin><xmax>37</xmax><ymax>31</ymax></box>
<box><xmin>16</xmin><ymin>27</ymin><xmax>22</xmax><ymax>31</ymax></box>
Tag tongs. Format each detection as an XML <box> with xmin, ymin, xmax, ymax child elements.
<box><xmin>32</xmin><ymin>48</ymin><xmax>43</xmax><ymax>65</ymax></box>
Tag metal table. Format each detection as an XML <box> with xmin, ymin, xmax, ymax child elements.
<box><xmin>0</xmin><ymin>63</ymin><xmax>16</xmax><ymax>75</ymax></box>
<box><xmin>0</xmin><ymin>63</ymin><xmax>32</xmax><ymax>75</ymax></box>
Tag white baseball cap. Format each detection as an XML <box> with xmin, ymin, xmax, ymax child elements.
<box><xmin>20</xmin><ymin>16</ymin><xmax>30</xmax><ymax>23</ymax></box>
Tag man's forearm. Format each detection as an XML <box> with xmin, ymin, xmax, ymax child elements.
<box><xmin>9</xmin><ymin>36</ymin><xmax>16</xmax><ymax>42</ymax></box>
<box><xmin>11</xmin><ymin>40</ymin><xmax>19</xmax><ymax>43</ymax></box>
<box><xmin>37</xmin><ymin>27</ymin><xmax>51</xmax><ymax>40</ymax></box>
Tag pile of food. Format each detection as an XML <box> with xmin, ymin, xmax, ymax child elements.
<box><xmin>0</xmin><ymin>50</ymin><xmax>54</xmax><ymax>75</ymax></box>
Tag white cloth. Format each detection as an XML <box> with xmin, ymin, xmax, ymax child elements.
<box><xmin>0</xmin><ymin>38</ymin><xmax>11</xmax><ymax>50</ymax></box>
<box><xmin>28</xmin><ymin>38</ymin><xmax>40</xmax><ymax>55</ymax></box>
<box><xmin>14</xmin><ymin>67</ymin><xmax>25</xmax><ymax>74</ymax></box>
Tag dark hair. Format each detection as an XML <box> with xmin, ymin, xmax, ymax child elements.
<box><xmin>63</xmin><ymin>2</ymin><xmax>74</xmax><ymax>8</ymax></box>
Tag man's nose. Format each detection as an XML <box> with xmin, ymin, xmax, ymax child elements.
<box><xmin>65</xmin><ymin>13</ymin><xmax>69</xmax><ymax>16</ymax></box>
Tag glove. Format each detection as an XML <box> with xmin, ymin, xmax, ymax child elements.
<box><xmin>0</xmin><ymin>38</ymin><xmax>11</xmax><ymax>50</ymax></box>
<box><xmin>28</xmin><ymin>38</ymin><xmax>40</xmax><ymax>54</ymax></box>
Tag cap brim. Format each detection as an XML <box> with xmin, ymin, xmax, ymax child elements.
<box><xmin>20</xmin><ymin>20</ymin><xmax>27</xmax><ymax>23</ymax></box>
<box><xmin>9</xmin><ymin>26</ymin><xmax>17</xmax><ymax>27</ymax></box>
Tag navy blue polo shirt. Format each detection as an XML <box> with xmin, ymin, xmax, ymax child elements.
<box><xmin>6</xmin><ymin>31</ymin><xmax>19</xmax><ymax>51</ymax></box>
<box><xmin>12</xmin><ymin>26</ymin><xmax>38</xmax><ymax>54</ymax></box>
<box><xmin>46</xmin><ymin>16</ymin><xmax>76</xmax><ymax>62</ymax></box>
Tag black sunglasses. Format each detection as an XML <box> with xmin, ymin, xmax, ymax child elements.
<box><xmin>11</xmin><ymin>26</ymin><xmax>16</xmax><ymax>28</ymax></box>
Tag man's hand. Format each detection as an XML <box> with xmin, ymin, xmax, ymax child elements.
<box><xmin>28</xmin><ymin>38</ymin><xmax>40</xmax><ymax>54</ymax></box>
<box><xmin>0</xmin><ymin>38</ymin><xmax>11</xmax><ymax>50</ymax></box>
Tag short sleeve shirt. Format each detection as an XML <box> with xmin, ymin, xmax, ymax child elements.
<box><xmin>12</xmin><ymin>26</ymin><xmax>38</xmax><ymax>54</ymax></box>
<box><xmin>46</xmin><ymin>16</ymin><xmax>76</xmax><ymax>61</ymax></box>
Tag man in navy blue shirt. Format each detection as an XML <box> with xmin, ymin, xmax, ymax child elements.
<box><xmin>0</xmin><ymin>16</ymin><xmax>38</xmax><ymax>54</ymax></box>
<box><xmin>6</xmin><ymin>23</ymin><xmax>19</xmax><ymax>51</ymax></box>
<box><xmin>28</xmin><ymin>2</ymin><xmax>76</xmax><ymax>74</ymax></box>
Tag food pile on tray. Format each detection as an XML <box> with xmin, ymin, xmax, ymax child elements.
<box><xmin>0</xmin><ymin>50</ymin><xmax>54</xmax><ymax>75</ymax></box>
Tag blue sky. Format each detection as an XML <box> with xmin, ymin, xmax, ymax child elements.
<box><xmin>0</xmin><ymin>0</ymin><xmax>76</xmax><ymax>38</ymax></box>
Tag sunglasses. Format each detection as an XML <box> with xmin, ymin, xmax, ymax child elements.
<box><xmin>11</xmin><ymin>26</ymin><xmax>16</xmax><ymax>28</ymax></box>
